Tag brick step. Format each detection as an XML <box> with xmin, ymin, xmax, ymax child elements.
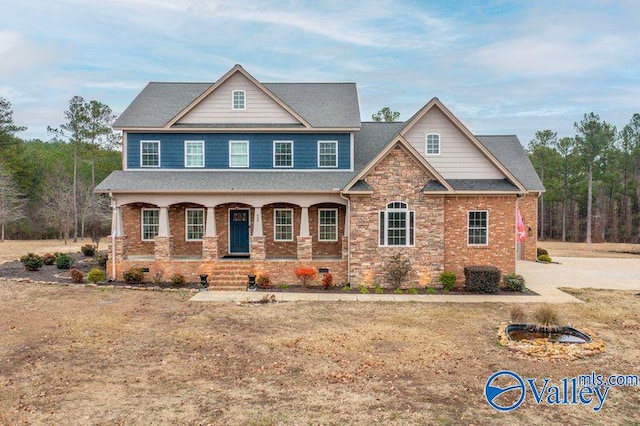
<box><xmin>208</xmin><ymin>285</ymin><xmax>247</xmax><ymax>291</ymax></box>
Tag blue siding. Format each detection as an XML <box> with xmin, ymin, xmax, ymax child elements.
<box><xmin>127</xmin><ymin>133</ymin><xmax>351</xmax><ymax>170</ymax></box>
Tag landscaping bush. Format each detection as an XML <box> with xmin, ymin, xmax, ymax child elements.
<box><xmin>87</xmin><ymin>268</ymin><xmax>106</xmax><ymax>283</ymax></box>
<box><xmin>123</xmin><ymin>267</ymin><xmax>144</xmax><ymax>284</ymax></box>
<box><xmin>96</xmin><ymin>252</ymin><xmax>108</xmax><ymax>268</ymax></box>
<box><xmin>55</xmin><ymin>253</ymin><xmax>72</xmax><ymax>270</ymax></box>
<box><xmin>383</xmin><ymin>253</ymin><xmax>412</xmax><ymax>289</ymax></box>
<box><xmin>171</xmin><ymin>273</ymin><xmax>186</xmax><ymax>286</ymax></box>
<box><xmin>81</xmin><ymin>244</ymin><xmax>96</xmax><ymax>256</ymax></box>
<box><xmin>257</xmin><ymin>274</ymin><xmax>272</xmax><ymax>289</ymax></box>
<box><xmin>537</xmin><ymin>247</ymin><xmax>548</xmax><ymax>257</ymax></box>
<box><xmin>43</xmin><ymin>253</ymin><xmax>56</xmax><ymax>265</ymax></box>
<box><xmin>533</xmin><ymin>304</ymin><xmax>560</xmax><ymax>329</ymax></box>
<box><xmin>439</xmin><ymin>271</ymin><xmax>456</xmax><ymax>291</ymax></box>
<box><xmin>20</xmin><ymin>253</ymin><xmax>44</xmax><ymax>271</ymax></box>
<box><xmin>503</xmin><ymin>273</ymin><xmax>526</xmax><ymax>292</ymax></box>
<box><xmin>70</xmin><ymin>268</ymin><xmax>83</xmax><ymax>283</ymax></box>
<box><xmin>463</xmin><ymin>265</ymin><xmax>501</xmax><ymax>294</ymax></box>
<box><xmin>321</xmin><ymin>273</ymin><xmax>333</xmax><ymax>289</ymax></box>
<box><xmin>510</xmin><ymin>305</ymin><xmax>527</xmax><ymax>323</ymax></box>
<box><xmin>537</xmin><ymin>254</ymin><xmax>552</xmax><ymax>262</ymax></box>
<box><xmin>294</xmin><ymin>266</ymin><xmax>317</xmax><ymax>286</ymax></box>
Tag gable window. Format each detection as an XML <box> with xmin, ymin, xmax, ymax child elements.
<box><xmin>185</xmin><ymin>140</ymin><xmax>204</xmax><ymax>168</ymax></box>
<box><xmin>229</xmin><ymin>141</ymin><xmax>249</xmax><ymax>167</ymax></box>
<box><xmin>426</xmin><ymin>133</ymin><xmax>440</xmax><ymax>155</ymax></box>
<box><xmin>318</xmin><ymin>209</ymin><xmax>338</xmax><ymax>241</ymax></box>
<box><xmin>141</xmin><ymin>209</ymin><xmax>160</xmax><ymax>241</ymax></box>
<box><xmin>378</xmin><ymin>202</ymin><xmax>415</xmax><ymax>246</ymax></box>
<box><xmin>318</xmin><ymin>141</ymin><xmax>338</xmax><ymax>168</ymax></box>
<box><xmin>273</xmin><ymin>141</ymin><xmax>293</xmax><ymax>168</ymax></box>
<box><xmin>232</xmin><ymin>90</ymin><xmax>246</xmax><ymax>110</ymax></box>
<box><xmin>141</xmin><ymin>140</ymin><xmax>160</xmax><ymax>167</ymax></box>
<box><xmin>468</xmin><ymin>211</ymin><xmax>488</xmax><ymax>246</ymax></box>
<box><xmin>186</xmin><ymin>208</ymin><xmax>205</xmax><ymax>241</ymax></box>
<box><xmin>274</xmin><ymin>209</ymin><xmax>293</xmax><ymax>241</ymax></box>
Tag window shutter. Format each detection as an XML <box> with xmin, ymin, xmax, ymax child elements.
<box><xmin>379</xmin><ymin>212</ymin><xmax>385</xmax><ymax>245</ymax></box>
<box><xmin>409</xmin><ymin>211</ymin><xmax>415</xmax><ymax>246</ymax></box>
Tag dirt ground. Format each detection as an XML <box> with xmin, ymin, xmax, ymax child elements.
<box><xmin>539</xmin><ymin>241</ymin><xmax>640</xmax><ymax>259</ymax></box>
<box><xmin>1</xmin><ymin>241</ymin><xmax>639</xmax><ymax>424</ymax></box>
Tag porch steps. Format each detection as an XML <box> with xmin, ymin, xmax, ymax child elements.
<box><xmin>208</xmin><ymin>261</ymin><xmax>253</xmax><ymax>291</ymax></box>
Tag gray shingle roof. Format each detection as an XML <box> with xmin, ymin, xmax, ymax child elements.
<box><xmin>446</xmin><ymin>179</ymin><xmax>520</xmax><ymax>191</ymax></box>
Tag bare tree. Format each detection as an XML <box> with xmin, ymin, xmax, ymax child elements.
<box><xmin>41</xmin><ymin>168</ymin><xmax>74</xmax><ymax>244</ymax></box>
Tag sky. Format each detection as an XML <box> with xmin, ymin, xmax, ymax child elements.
<box><xmin>1</xmin><ymin>0</ymin><xmax>639</xmax><ymax>145</ymax></box>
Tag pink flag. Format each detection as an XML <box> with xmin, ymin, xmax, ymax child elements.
<box><xmin>516</xmin><ymin>208</ymin><xmax>527</xmax><ymax>242</ymax></box>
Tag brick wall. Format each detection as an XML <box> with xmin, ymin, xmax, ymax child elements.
<box><xmin>169</xmin><ymin>203</ymin><xmax>203</xmax><ymax>257</ymax></box>
<box><xmin>262</xmin><ymin>203</ymin><xmax>301</xmax><ymax>258</ymax></box>
<box><xmin>309</xmin><ymin>204</ymin><xmax>344</xmax><ymax>257</ymax></box>
<box><xmin>121</xmin><ymin>203</ymin><xmax>155</xmax><ymax>255</ymax></box>
<box><xmin>518</xmin><ymin>194</ymin><xmax>538</xmax><ymax>261</ymax></box>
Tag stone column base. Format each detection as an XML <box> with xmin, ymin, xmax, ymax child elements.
<box><xmin>250</xmin><ymin>236</ymin><xmax>266</xmax><ymax>260</ymax></box>
<box><xmin>154</xmin><ymin>236</ymin><xmax>174</xmax><ymax>261</ymax></box>
<box><xmin>110</xmin><ymin>236</ymin><xmax>128</xmax><ymax>261</ymax></box>
<box><xmin>296</xmin><ymin>236</ymin><xmax>313</xmax><ymax>261</ymax></box>
<box><xmin>341</xmin><ymin>235</ymin><xmax>349</xmax><ymax>260</ymax></box>
<box><xmin>202</xmin><ymin>236</ymin><xmax>219</xmax><ymax>259</ymax></box>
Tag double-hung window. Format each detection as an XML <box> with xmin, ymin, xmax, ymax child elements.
<box><xmin>141</xmin><ymin>209</ymin><xmax>160</xmax><ymax>241</ymax></box>
<box><xmin>229</xmin><ymin>141</ymin><xmax>249</xmax><ymax>167</ymax></box>
<box><xmin>318</xmin><ymin>141</ymin><xmax>338</xmax><ymax>168</ymax></box>
<box><xmin>185</xmin><ymin>140</ymin><xmax>204</xmax><ymax>167</ymax></box>
<box><xmin>379</xmin><ymin>202</ymin><xmax>415</xmax><ymax>246</ymax></box>
<box><xmin>141</xmin><ymin>140</ymin><xmax>160</xmax><ymax>167</ymax></box>
<box><xmin>274</xmin><ymin>209</ymin><xmax>293</xmax><ymax>241</ymax></box>
<box><xmin>468</xmin><ymin>211</ymin><xmax>488</xmax><ymax>246</ymax></box>
<box><xmin>273</xmin><ymin>141</ymin><xmax>293</xmax><ymax>168</ymax></box>
<box><xmin>185</xmin><ymin>209</ymin><xmax>205</xmax><ymax>241</ymax></box>
<box><xmin>426</xmin><ymin>133</ymin><xmax>440</xmax><ymax>155</ymax></box>
<box><xmin>318</xmin><ymin>209</ymin><xmax>338</xmax><ymax>241</ymax></box>
<box><xmin>232</xmin><ymin>90</ymin><xmax>245</xmax><ymax>110</ymax></box>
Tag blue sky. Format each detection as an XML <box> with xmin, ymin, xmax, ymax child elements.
<box><xmin>1</xmin><ymin>0</ymin><xmax>638</xmax><ymax>145</ymax></box>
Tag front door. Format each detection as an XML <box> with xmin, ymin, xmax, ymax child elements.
<box><xmin>229</xmin><ymin>209</ymin><xmax>250</xmax><ymax>254</ymax></box>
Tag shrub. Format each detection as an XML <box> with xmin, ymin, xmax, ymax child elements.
<box><xmin>358</xmin><ymin>285</ymin><xmax>369</xmax><ymax>294</ymax></box>
<box><xmin>55</xmin><ymin>253</ymin><xmax>72</xmax><ymax>270</ymax></box>
<box><xmin>96</xmin><ymin>253</ymin><xmax>108</xmax><ymax>268</ymax></box>
<box><xmin>383</xmin><ymin>253</ymin><xmax>412</xmax><ymax>289</ymax></box>
<box><xmin>81</xmin><ymin>244</ymin><xmax>96</xmax><ymax>256</ymax></box>
<box><xmin>277</xmin><ymin>283</ymin><xmax>289</xmax><ymax>290</ymax></box>
<box><xmin>257</xmin><ymin>274</ymin><xmax>272</xmax><ymax>289</ymax></box>
<box><xmin>426</xmin><ymin>287</ymin><xmax>436</xmax><ymax>295</ymax></box>
<box><xmin>537</xmin><ymin>254</ymin><xmax>552</xmax><ymax>262</ymax></box>
<box><xmin>393</xmin><ymin>288</ymin><xmax>404</xmax><ymax>294</ymax></box>
<box><xmin>87</xmin><ymin>268</ymin><xmax>106</xmax><ymax>283</ymax></box>
<box><xmin>321</xmin><ymin>273</ymin><xmax>333</xmax><ymax>290</ymax></box>
<box><xmin>407</xmin><ymin>288</ymin><xmax>419</xmax><ymax>294</ymax></box>
<box><xmin>123</xmin><ymin>267</ymin><xmax>144</xmax><ymax>284</ymax></box>
<box><xmin>70</xmin><ymin>268</ymin><xmax>83</xmax><ymax>283</ymax></box>
<box><xmin>294</xmin><ymin>266</ymin><xmax>317</xmax><ymax>286</ymax></box>
<box><xmin>439</xmin><ymin>271</ymin><xmax>456</xmax><ymax>291</ymax></box>
<box><xmin>43</xmin><ymin>253</ymin><xmax>56</xmax><ymax>265</ymax></box>
<box><xmin>341</xmin><ymin>285</ymin><xmax>351</xmax><ymax>292</ymax></box>
<box><xmin>20</xmin><ymin>253</ymin><xmax>44</xmax><ymax>271</ymax></box>
<box><xmin>171</xmin><ymin>273</ymin><xmax>186</xmax><ymax>286</ymax></box>
<box><xmin>374</xmin><ymin>284</ymin><xmax>384</xmax><ymax>294</ymax></box>
<box><xmin>533</xmin><ymin>304</ymin><xmax>561</xmax><ymax>330</ymax></box>
<box><xmin>504</xmin><ymin>273</ymin><xmax>526</xmax><ymax>292</ymax></box>
<box><xmin>510</xmin><ymin>305</ymin><xmax>527</xmax><ymax>323</ymax></box>
<box><xmin>537</xmin><ymin>247</ymin><xmax>548</xmax><ymax>257</ymax></box>
<box><xmin>464</xmin><ymin>265</ymin><xmax>501</xmax><ymax>294</ymax></box>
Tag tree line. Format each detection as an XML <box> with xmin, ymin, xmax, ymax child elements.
<box><xmin>528</xmin><ymin>112</ymin><xmax>640</xmax><ymax>243</ymax></box>
<box><xmin>0</xmin><ymin>97</ymin><xmax>121</xmax><ymax>243</ymax></box>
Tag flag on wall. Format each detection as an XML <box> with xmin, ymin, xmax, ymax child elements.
<box><xmin>516</xmin><ymin>208</ymin><xmax>527</xmax><ymax>242</ymax></box>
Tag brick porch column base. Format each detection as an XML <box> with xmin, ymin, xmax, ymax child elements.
<box><xmin>250</xmin><ymin>236</ymin><xmax>266</xmax><ymax>260</ymax></box>
<box><xmin>202</xmin><ymin>236</ymin><xmax>219</xmax><ymax>259</ymax></box>
<box><xmin>154</xmin><ymin>236</ymin><xmax>174</xmax><ymax>261</ymax></box>
<box><xmin>110</xmin><ymin>236</ymin><xmax>128</xmax><ymax>261</ymax></box>
<box><xmin>296</xmin><ymin>236</ymin><xmax>312</xmax><ymax>261</ymax></box>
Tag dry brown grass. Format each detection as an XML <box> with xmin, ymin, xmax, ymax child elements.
<box><xmin>0</xmin><ymin>238</ymin><xmax>110</xmax><ymax>264</ymax></box>
<box><xmin>540</xmin><ymin>241</ymin><xmax>640</xmax><ymax>258</ymax></box>
<box><xmin>0</xmin><ymin>281</ymin><xmax>638</xmax><ymax>425</ymax></box>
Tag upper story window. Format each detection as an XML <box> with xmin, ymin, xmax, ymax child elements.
<box><xmin>141</xmin><ymin>208</ymin><xmax>160</xmax><ymax>241</ymax></box>
<box><xmin>232</xmin><ymin>90</ymin><xmax>246</xmax><ymax>110</ymax></box>
<box><xmin>318</xmin><ymin>209</ymin><xmax>338</xmax><ymax>241</ymax></box>
<box><xmin>426</xmin><ymin>133</ymin><xmax>440</xmax><ymax>155</ymax></box>
<box><xmin>185</xmin><ymin>140</ymin><xmax>204</xmax><ymax>168</ymax></box>
<box><xmin>273</xmin><ymin>141</ymin><xmax>293</xmax><ymax>168</ymax></box>
<box><xmin>468</xmin><ymin>210</ymin><xmax>488</xmax><ymax>246</ymax></box>
<box><xmin>318</xmin><ymin>141</ymin><xmax>338</xmax><ymax>168</ymax></box>
<box><xmin>229</xmin><ymin>140</ymin><xmax>249</xmax><ymax>167</ymax></box>
<box><xmin>186</xmin><ymin>208</ymin><xmax>205</xmax><ymax>241</ymax></box>
<box><xmin>379</xmin><ymin>201</ymin><xmax>415</xmax><ymax>246</ymax></box>
<box><xmin>141</xmin><ymin>140</ymin><xmax>160</xmax><ymax>167</ymax></box>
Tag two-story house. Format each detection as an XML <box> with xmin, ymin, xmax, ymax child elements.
<box><xmin>95</xmin><ymin>64</ymin><xmax>543</xmax><ymax>288</ymax></box>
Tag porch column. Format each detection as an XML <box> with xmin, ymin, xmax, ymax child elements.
<box><xmin>202</xmin><ymin>206</ymin><xmax>218</xmax><ymax>259</ymax></box>
<box><xmin>155</xmin><ymin>206</ymin><xmax>173</xmax><ymax>260</ymax></box>
<box><xmin>109</xmin><ymin>204</ymin><xmax>128</xmax><ymax>280</ymax></box>
<box><xmin>297</xmin><ymin>205</ymin><xmax>312</xmax><ymax>261</ymax></box>
<box><xmin>250</xmin><ymin>205</ymin><xmax>266</xmax><ymax>260</ymax></box>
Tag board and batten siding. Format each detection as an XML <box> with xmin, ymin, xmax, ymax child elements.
<box><xmin>126</xmin><ymin>132</ymin><xmax>350</xmax><ymax>170</ymax></box>
<box><xmin>404</xmin><ymin>108</ymin><xmax>504</xmax><ymax>179</ymax></box>
<box><xmin>178</xmin><ymin>73</ymin><xmax>301</xmax><ymax>125</ymax></box>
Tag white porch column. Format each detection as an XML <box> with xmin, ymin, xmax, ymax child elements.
<box><xmin>253</xmin><ymin>206</ymin><xmax>263</xmax><ymax>237</ymax></box>
<box><xmin>205</xmin><ymin>207</ymin><xmax>217</xmax><ymax>237</ymax></box>
<box><xmin>300</xmin><ymin>206</ymin><xmax>310</xmax><ymax>237</ymax></box>
<box><xmin>158</xmin><ymin>206</ymin><xmax>170</xmax><ymax>237</ymax></box>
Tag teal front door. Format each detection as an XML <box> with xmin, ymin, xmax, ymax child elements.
<box><xmin>229</xmin><ymin>209</ymin><xmax>250</xmax><ymax>254</ymax></box>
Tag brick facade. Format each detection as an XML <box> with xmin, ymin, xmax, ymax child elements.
<box><xmin>518</xmin><ymin>194</ymin><xmax>539</xmax><ymax>262</ymax></box>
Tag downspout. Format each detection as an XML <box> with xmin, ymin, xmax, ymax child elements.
<box><xmin>339</xmin><ymin>191</ymin><xmax>351</xmax><ymax>285</ymax></box>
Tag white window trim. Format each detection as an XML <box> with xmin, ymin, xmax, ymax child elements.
<box><xmin>140</xmin><ymin>140</ymin><xmax>160</xmax><ymax>168</ymax></box>
<box><xmin>141</xmin><ymin>208</ymin><xmax>160</xmax><ymax>241</ymax></box>
<box><xmin>426</xmin><ymin>133</ymin><xmax>440</xmax><ymax>155</ymax></box>
<box><xmin>185</xmin><ymin>208</ymin><xmax>205</xmax><ymax>241</ymax></box>
<box><xmin>317</xmin><ymin>140</ymin><xmax>338</xmax><ymax>168</ymax></box>
<box><xmin>378</xmin><ymin>201</ymin><xmax>415</xmax><ymax>247</ymax></box>
<box><xmin>184</xmin><ymin>140</ymin><xmax>205</xmax><ymax>168</ymax></box>
<box><xmin>273</xmin><ymin>140</ymin><xmax>294</xmax><ymax>168</ymax></box>
<box><xmin>229</xmin><ymin>140</ymin><xmax>249</xmax><ymax>168</ymax></box>
<box><xmin>318</xmin><ymin>208</ymin><xmax>338</xmax><ymax>242</ymax></box>
<box><xmin>467</xmin><ymin>210</ymin><xmax>489</xmax><ymax>246</ymax></box>
<box><xmin>232</xmin><ymin>90</ymin><xmax>246</xmax><ymax>110</ymax></box>
<box><xmin>274</xmin><ymin>208</ymin><xmax>294</xmax><ymax>242</ymax></box>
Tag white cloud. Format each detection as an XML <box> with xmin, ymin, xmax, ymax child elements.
<box><xmin>84</xmin><ymin>81</ymin><xmax>146</xmax><ymax>90</ymax></box>
<box><xmin>0</xmin><ymin>31</ymin><xmax>57</xmax><ymax>76</ymax></box>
